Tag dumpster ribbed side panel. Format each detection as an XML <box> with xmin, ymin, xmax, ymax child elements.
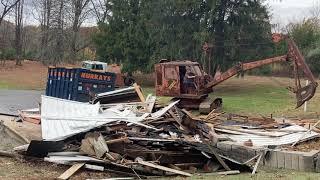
<box><xmin>45</xmin><ymin>67</ymin><xmax>116</xmax><ymax>102</ymax></box>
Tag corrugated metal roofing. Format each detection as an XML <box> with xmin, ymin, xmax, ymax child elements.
<box><xmin>41</xmin><ymin>96</ymin><xmax>148</xmax><ymax>141</ymax></box>
<box><xmin>224</xmin><ymin>125</ymin><xmax>319</xmax><ymax>146</ymax></box>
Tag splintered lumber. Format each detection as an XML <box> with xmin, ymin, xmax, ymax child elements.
<box><xmin>207</xmin><ymin>147</ymin><xmax>231</xmax><ymax>171</ymax></box>
<box><xmin>178</xmin><ymin>141</ymin><xmax>231</xmax><ymax>171</ymax></box>
<box><xmin>128</xmin><ymin>137</ymin><xmax>176</xmax><ymax>142</ymax></box>
<box><xmin>57</xmin><ymin>163</ymin><xmax>85</xmax><ymax>180</ymax></box>
<box><xmin>80</xmin><ymin>132</ymin><xmax>109</xmax><ymax>158</ymax></box>
<box><xmin>168</xmin><ymin>109</ymin><xmax>184</xmax><ymax>130</ymax></box>
<box><xmin>106</xmin><ymin>137</ymin><xmax>129</xmax><ymax>144</ymax></box>
<box><xmin>0</xmin><ymin>150</ymin><xmax>18</xmax><ymax>158</ymax></box>
<box><xmin>217</xmin><ymin>170</ymin><xmax>240</xmax><ymax>175</ymax></box>
<box><xmin>181</xmin><ymin>109</ymin><xmax>202</xmax><ymax>121</ymax></box>
<box><xmin>136</xmin><ymin>159</ymin><xmax>192</xmax><ymax>177</ymax></box>
<box><xmin>251</xmin><ymin>152</ymin><xmax>263</xmax><ymax>175</ymax></box>
<box><xmin>291</xmin><ymin>119</ymin><xmax>320</xmax><ymax>146</ymax></box>
<box><xmin>133</xmin><ymin>83</ymin><xmax>145</xmax><ymax>102</ymax></box>
<box><xmin>84</xmin><ymin>164</ymin><xmax>104</xmax><ymax>171</ymax></box>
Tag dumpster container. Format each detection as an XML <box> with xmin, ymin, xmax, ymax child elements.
<box><xmin>45</xmin><ymin>67</ymin><xmax>116</xmax><ymax>102</ymax></box>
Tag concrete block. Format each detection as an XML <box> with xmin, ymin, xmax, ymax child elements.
<box><xmin>284</xmin><ymin>152</ymin><xmax>292</xmax><ymax>169</ymax></box>
<box><xmin>277</xmin><ymin>151</ymin><xmax>285</xmax><ymax>168</ymax></box>
<box><xmin>292</xmin><ymin>152</ymin><xmax>299</xmax><ymax>170</ymax></box>
<box><xmin>258</xmin><ymin>151</ymin><xmax>265</xmax><ymax>166</ymax></box>
<box><xmin>264</xmin><ymin>150</ymin><xmax>278</xmax><ymax>168</ymax></box>
<box><xmin>262</xmin><ymin>150</ymin><xmax>319</xmax><ymax>172</ymax></box>
<box><xmin>299</xmin><ymin>150</ymin><xmax>319</xmax><ymax>172</ymax></box>
<box><xmin>316</xmin><ymin>155</ymin><xmax>320</xmax><ymax>173</ymax></box>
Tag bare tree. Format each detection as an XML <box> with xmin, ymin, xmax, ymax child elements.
<box><xmin>52</xmin><ymin>0</ymin><xmax>64</xmax><ymax>64</ymax></box>
<box><xmin>90</xmin><ymin>0</ymin><xmax>110</xmax><ymax>23</ymax></box>
<box><xmin>34</xmin><ymin>0</ymin><xmax>52</xmax><ymax>63</ymax></box>
<box><xmin>68</xmin><ymin>0</ymin><xmax>90</xmax><ymax>61</ymax></box>
<box><xmin>0</xmin><ymin>0</ymin><xmax>20</xmax><ymax>25</ymax></box>
<box><xmin>14</xmin><ymin>0</ymin><xmax>23</xmax><ymax>65</ymax></box>
<box><xmin>34</xmin><ymin>0</ymin><xmax>66</xmax><ymax>65</ymax></box>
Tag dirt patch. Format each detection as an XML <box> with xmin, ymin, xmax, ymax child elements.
<box><xmin>0</xmin><ymin>60</ymin><xmax>79</xmax><ymax>90</ymax></box>
<box><xmin>0</xmin><ymin>60</ymin><xmax>48</xmax><ymax>90</ymax></box>
<box><xmin>282</xmin><ymin>138</ymin><xmax>320</xmax><ymax>152</ymax></box>
<box><xmin>0</xmin><ymin>157</ymin><xmax>112</xmax><ymax>179</ymax></box>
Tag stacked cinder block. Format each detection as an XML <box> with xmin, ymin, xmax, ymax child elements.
<box><xmin>264</xmin><ymin>150</ymin><xmax>319</xmax><ymax>172</ymax></box>
<box><xmin>217</xmin><ymin>141</ymin><xmax>320</xmax><ymax>172</ymax></box>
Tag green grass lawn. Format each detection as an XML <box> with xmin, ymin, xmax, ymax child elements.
<box><xmin>142</xmin><ymin>85</ymin><xmax>293</xmax><ymax>117</ymax></box>
<box><xmin>189</xmin><ymin>168</ymin><xmax>320</xmax><ymax>180</ymax></box>
<box><xmin>0</xmin><ymin>81</ymin><xmax>15</xmax><ymax>89</ymax></box>
<box><xmin>213</xmin><ymin>85</ymin><xmax>293</xmax><ymax>116</ymax></box>
<box><xmin>141</xmin><ymin>77</ymin><xmax>320</xmax><ymax>118</ymax></box>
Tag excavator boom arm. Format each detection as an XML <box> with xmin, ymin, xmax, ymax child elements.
<box><xmin>205</xmin><ymin>35</ymin><xmax>318</xmax><ymax>108</ymax></box>
<box><xmin>205</xmin><ymin>55</ymin><xmax>288</xmax><ymax>88</ymax></box>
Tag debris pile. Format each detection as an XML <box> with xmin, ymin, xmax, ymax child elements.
<box><xmin>2</xmin><ymin>84</ymin><xmax>320</xmax><ymax>179</ymax></box>
<box><xmin>28</xmin><ymin>95</ymin><xmax>240</xmax><ymax>178</ymax></box>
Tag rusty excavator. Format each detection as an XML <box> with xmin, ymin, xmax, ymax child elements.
<box><xmin>155</xmin><ymin>34</ymin><xmax>318</xmax><ymax>113</ymax></box>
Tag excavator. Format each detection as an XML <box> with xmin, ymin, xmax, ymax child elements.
<box><xmin>154</xmin><ymin>34</ymin><xmax>318</xmax><ymax>113</ymax></box>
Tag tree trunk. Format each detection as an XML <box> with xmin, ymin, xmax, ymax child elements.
<box><xmin>40</xmin><ymin>0</ymin><xmax>52</xmax><ymax>64</ymax></box>
<box><xmin>214</xmin><ymin>0</ymin><xmax>227</xmax><ymax>71</ymax></box>
<box><xmin>15</xmin><ymin>0</ymin><xmax>24</xmax><ymax>66</ymax></box>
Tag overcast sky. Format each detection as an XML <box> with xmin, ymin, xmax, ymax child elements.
<box><xmin>6</xmin><ymin>0</ymin><xmax>319</xmax><ymax>27</ymax></box>
<box><xmin>268</xmin><ymin>0</ymin><xmax>317</xmax><ymax>25</ymax></box>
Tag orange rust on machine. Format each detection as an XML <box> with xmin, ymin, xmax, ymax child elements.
<box><xmin>80</xmin><ymin>72</ymin><xmax>112</xmax><ymax>81</ymax></box>
<box><xmin>155</xmin><ymin>34</ymin><xmax>318</xmax><ymax>110</ymax></box>
<box><xmin>155</xmin><ymin>60</ymin><xmax>210</xmax><ymax>98</ymax></box>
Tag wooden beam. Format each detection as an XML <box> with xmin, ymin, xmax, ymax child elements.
<box><xmin>217</xmin><ymin>170</ymin><xmax>240</xmax><ymax>175</ymax></box>
<box><xmin>0</xmin><ymin>150</ymin><xmax>19</xmax><ymax>158</ymax></box>
<box><xmin>57</xmin><ymin>163</ymin><xmax>85</xmax><ymax>180</ymax></box>
<box><xmin>133</xmin><ymin>83</ymin><xmax>145</xmax><ymax>102</ymax></box>
<box><xmin>106</xmin><ymin>137</ymin><xmax>129</xmax><ymax>144</ymax></box>
<box><xmin>136</xmin><ymin>159</ymin><xmax>192</xmax><ymax>177</ymax></box>
<box><xmin>207</xmin><ymin>145</ymin><xmax>231</xmax><ymax>171</ymax></box>
<box><xmin>252</xmin><ymin>153</ymin><xmax>263</xmax><ymax>175</ymax></box>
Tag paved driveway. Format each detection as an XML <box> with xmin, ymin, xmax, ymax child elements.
<box><xmin>0</xmin><ymin>90</ymin><xmax>42</xmax><ymax>116</ymax></box>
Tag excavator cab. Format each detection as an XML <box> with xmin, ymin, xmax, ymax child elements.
<box><xmin>155</xmin><ymin>60</ymin><xmax>209</xmax><ymax>97</ymax></box>
<box><xmin>155</xmin><ymin>60</ymin><xmax>221</xmax><ymax>113</ymax></box>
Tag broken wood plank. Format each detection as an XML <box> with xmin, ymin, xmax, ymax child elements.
<box><xmin>133</xmin><ymin>83</ymin><xmax>145</xmax><ymax>102</ymax></box>
<box><xmin>252</xmin><ymin>153</ymin><xmax>263</xmax><ymax>175</ymax></box>
<box><xmin>291</xmin><ymin>119</ymin><xmax>320</xmax><ymax>146</ymax></box>
<box><xmin>208</xmin><ymin>147</ymin><xmax>231</xmax><ymax>171</ymax></box>
<box><xmin>181</xmin><ymin>109</ymin><xmax>202</xmax><ymax>121</ymax></box>
<box><xmin>168</xmin><ymin>109</ymin><xmax>184</xmax><ymax>130</ymax></box>
<box><xmin>84</xmin><ymin>164</ymin><xmax>104</xmax><ymax>171</ymax></box>
<box><xmin>128</xmin><ymin>137</ymin><xmax>176</xmax><ymax>142</ymax></box>
<box><xmin>145</xmin><ymin>95</ymin><xmax>156</xmax><ymax>113</ymax></box>
<box><xmin>0</xmin><ymin>150</ymin><xmax>19</xmax><ymax>158</ymax></box>
<box><xmin>106</xmin><ymin>137</ymin><xmax>129</xmax><ymax>144</ymax></box>
<box><xmin>80</xmin><ymin>132</ymin><xmax>109</xmax><ymax>158</ymax></box>
<box><xmin>57</xmin><ymin>163</ymin><xmax>85</xmax><ymax>180</ymax></box>
<box><xmin>136</xmin><ymin>159</ymin><xmax>192</xmax><ymax>177</ymax></box>
<box><xmin>217</xmin><ymin>170</ymin><xmax>240</xmax><ymax>175</ymax></box>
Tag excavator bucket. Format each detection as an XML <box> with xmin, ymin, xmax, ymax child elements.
<box><xmin>295</xmin><ymin>83</ymin><xmax>317</xmax><ymax>108</ymax></box>
<box><xmin>286</xmin><ymin>38</ymin><xmax>318</xmax><ymax>108</ymax></box>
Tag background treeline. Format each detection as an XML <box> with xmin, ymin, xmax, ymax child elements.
<box><xmin>0</xmin><ymin>0</ymin><xmax>320</xmax><ymax>77</ymax></box>
<box><xmin>0</xmin><ymin>0</ymin><xmax>98</xmax><ymax>65</ymax></box>
<box><xmin>94</xmin><ymin>0</ymin><xmax>277</xmax><ymax>74</ymax></box>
